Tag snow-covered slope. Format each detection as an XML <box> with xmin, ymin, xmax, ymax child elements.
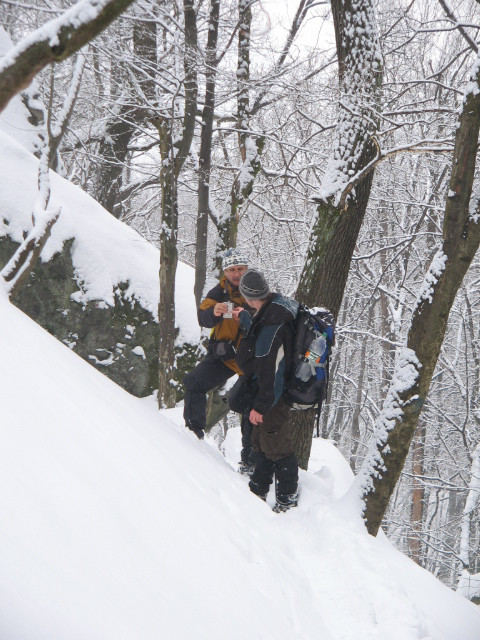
<box><xmin>1</xmin><ymin>290</ymin><xmax>479</xmax><ymax>640</ymax></box>
<box><xmin>0</xmin><ymin>128</ymin><xmax>199</xmax><ymax>345</ymax></box>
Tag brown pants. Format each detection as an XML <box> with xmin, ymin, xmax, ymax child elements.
<box><xmin>252</xmin><ymin>397</ymin><xmax>293</xmax><ymax>462</ymax></box>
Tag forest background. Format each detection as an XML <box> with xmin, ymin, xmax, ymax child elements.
<box><xmin>0</xmin><ymin>0</ymin><xmax>479</xmax><ymax>602</ymax></box>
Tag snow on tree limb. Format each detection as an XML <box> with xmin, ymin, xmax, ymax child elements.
<box><xmin>355</xmin><ymin>347</ymin><xmax>422</xmax><ymax>498</ymax></box>
<box><xmin>1</xmin><ymin>137</ymin><xmax>61</xmax><ymax>298</ymax></box>
<box><xmin>1</xmin><ymin>207</ymin><xmax>60</xmax><ymax>299</ymax></box>
<box><xmin>356</xmin><ymin>48</ymin><xmax>480</xmax><ymax>536</ymax></box>
<box><xmin>314</xmin><ymin>0</ymin><xmax>383</xmax><ymax>207</ymax></box>
<box><xmin>0</xmin><ymin>0</ymin><xmax>136</xmax><ymax>114</ymax></box>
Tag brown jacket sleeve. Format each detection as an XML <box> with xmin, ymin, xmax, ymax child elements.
<box><xmin>198</xmin><ymin>284</ymin><xmax>225</xmax><ymax>328</ymax></box>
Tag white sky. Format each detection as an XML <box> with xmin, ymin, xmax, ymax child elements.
<box><xmin>259</xmin><ymin>0</ymin><xmax>336</xmax><ymax>53</ymax></box>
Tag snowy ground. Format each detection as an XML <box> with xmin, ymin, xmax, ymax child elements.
<box><xmin>1</xmin><ymin>292</ymin><xmax>480</xmax><ymax>640</ymax></box>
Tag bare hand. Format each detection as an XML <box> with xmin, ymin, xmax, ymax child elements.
<box><xmin>231</xmin><ymin>306</ymin><xmax>244</xmax><ymax>319</ymax></box>
<box><xmin>249</xmin><ymin>409</ymin><xmax>263</xmax><ymax>425</ymax></box>
<box><xmin>214</xmin><ymin>302</ymin><xmax>229</xmax><ymax>317</ymax></box>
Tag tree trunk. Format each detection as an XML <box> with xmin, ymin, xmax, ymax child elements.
<box><xmin>94</xmin><ymin>105</ymin><xmax>135</xmax><ymax>218</ymax></box>
<box><xmin>360</xmin><ymin>57</ymin><xmax>480</xmax><ymax>535</ymax></box>
<box><xmin>94</xmin><ymin>11</ymin><xmax>158</xmax><ymax>218</ymax></box>
<box><xmin>409</xmin><ymin>420</ymin><xmax>426</xmax><ymax>563</ymax></box>
<box><xmin>214</xmin><ymin>0</ymin><xmax>262</xmax><ymax>271</ymax></box>
<box><xmin>350</xmin><ymin>300</ymin><xmax>376</xmax><ymax>471</ymax></box>
<box><xmin>291</xmin><ymin>0</ymin><xmax>383</xmax><ymax>464</ymax></box>
<box><xmin>195</xmin><ymin>0</ymin><xmax>220</xmax><ymax>307</ymax></box>
<box><xmin>457</xmin><ymin>443</ymin><xmax>480</xmax><ymax>599</ymax></box>
<box><xmin>157</xmin><ymin>0</ymin><xmax>198</xmax><ymax>407</ymax></box>
<box><xmin>158</xmin><ymin>150</ymin><xmax>179</xmax><ymax>407</ymax></box>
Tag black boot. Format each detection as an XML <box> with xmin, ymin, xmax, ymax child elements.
<box><xmin>273</xmin><ymin>453</ymin><xmax>299</xmax><ymax>512</ymax></box>
<box><xmin>249</xmin><ymin>452</ymin><xmax>275</xmax><ymax>500</ymax></box>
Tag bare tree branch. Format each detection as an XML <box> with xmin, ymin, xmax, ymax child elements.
<box><xmin>437</xmin><ymin>0</ymin><xmax>479</xmax><ymax>53</ymax></box>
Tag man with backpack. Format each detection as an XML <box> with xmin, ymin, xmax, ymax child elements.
<box><xmin>234</xmin><ymin>269</ymin><xmax>300</xmax><ymax>512</ymax></box>
<box><xmin>183</xmin><ymin>249</ymin><xmax>255</xmax><ymax>462</ymax></box>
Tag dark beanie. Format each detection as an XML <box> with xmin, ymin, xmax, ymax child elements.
<box><xmin>239</xmin><ymin>269</ymin><xmax>270</xmax><ymax>300</ymax></box>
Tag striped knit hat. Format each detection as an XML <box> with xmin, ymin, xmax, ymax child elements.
<box><xmin>239</xmin><ymin>269</ymin><xmax>270</xmax><ymax>300</ymax></box>
<box><xmin>222</xmin><ymin>248</ymin><xmax>248</xmax><ymax>271</ymax></box>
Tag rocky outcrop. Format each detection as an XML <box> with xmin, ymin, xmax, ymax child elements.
<box><xmin>0</xmin><ymin>235</ymin><xmax>196</xmax><ymax>399</ymax></box>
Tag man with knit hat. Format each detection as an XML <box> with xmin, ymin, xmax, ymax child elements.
<box><xmin>183</xmin><ymin>249</ymin><xmax>254</xmax><ymax>456</ymax></box>
<box><xmin>234</xmin><ymin>269</ymin><xmax>300</xmax><ymax>512</ymax></box>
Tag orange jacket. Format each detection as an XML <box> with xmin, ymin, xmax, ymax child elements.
<box><xmin>198</xmin><ymin>276</ymin><xmax>247</xmax><ymax>374</ymax></box>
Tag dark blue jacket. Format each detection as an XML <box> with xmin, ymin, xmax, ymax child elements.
<box><xmin>235</xmin><ymin>293</ymin><xmax>298</xmax><ymax>416</ymax></box>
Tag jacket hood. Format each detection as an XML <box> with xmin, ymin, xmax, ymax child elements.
<box><xmin>259</xmin><ymin>293</ymin><xmax>298</xmax><ymax>326</ymax></box>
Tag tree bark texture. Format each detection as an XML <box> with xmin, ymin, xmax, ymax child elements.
<box><xmin>95</xmin><ymin>14</ymin><xmax>157</xmax><ymax>218</ymax></box>
<box><xmin>94</xmin><ymin>104</ymin><xmax>135</xmax><ymax>217</ymax></box>
<box><xmin>215</xmin><ymin>0</ymin><xmax>263</xmax><ymax>271</ymax></box>
<box><xmin>157</xmin><ymin>137</ymin><xmax>178</xmax><ymax>407</ymax></box>
<box><xmin>0</xmin><ymin>0</ymin><xmax>136</xmax><ymax>115</ymax></box>
<box><xmin>132</xmin><ymin>11</ymin><xmax>158</xmax><ymax>107</ymax></box>
<box><xmin>409</xmin><ymin>421</ymin><xmax>426</xmax><ymax>564</ymax></box>
<box><xmin>361</xmin><ymin>57</ymin><xmax>480</xmax><ymax>536</ymax></box>
<box><xmin>291</xmin><ymin>0</ymin><xmax>383</xmax><ymax>466</ymax></box>
<box><xmin>157</xmin><ymin>0</ymin><xmax>197</xmax><ymax>408</ymax></box>
<box><xmin>195</xmin><ymin>0</ymin><xmax>220</xmax><ymax>307</ymax></box>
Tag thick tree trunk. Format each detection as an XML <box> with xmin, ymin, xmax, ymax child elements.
<box><xmin>94</xmin><ymin>105</ymin><xmax>135</xmax><ymax>218</ymax></box>
<box><xmin>95</xmin><ymin>12</ymin><xmax>157</xmax><ymax>218</ymax></box>
<box><xmin>291</xmin><ymin>0</ymin><xmax>383</xmax><ymax>465</ymax></box>
<box><xmin>360</xmin><ymin>57</ymin><xmax>480</xmax><ymax>536</ymax></box>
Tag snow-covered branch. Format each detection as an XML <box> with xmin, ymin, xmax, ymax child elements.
<box><xmin>0</xmin><ymin>0</ymin><xmax>136</xmax><ymax>114</ymax></box>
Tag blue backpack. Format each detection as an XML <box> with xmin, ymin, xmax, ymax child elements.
<box><xmin>285</xmin><ymin>305</ymin><xmax>335</xmax><ymax>414</ymax></box>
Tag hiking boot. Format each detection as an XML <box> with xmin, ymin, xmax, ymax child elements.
<box><xmin>274</xmin><ymin>453</ymin><xmax>299</xmax><ymax>510</ymax></box>
<box><xmin>272</xmin><ymin>493</ymin><xmax>298</xmax><ymax>513</ymax></box>
<box><xmin>238</xmin><ymin>461</ymin><xmax>255</xmax><ymax>477</ymax></box>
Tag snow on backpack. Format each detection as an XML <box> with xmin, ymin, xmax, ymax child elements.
<box><xmin>285</xmin><ymin>305</ymin><xmax>335</xmax><ymax>414</ymax></box>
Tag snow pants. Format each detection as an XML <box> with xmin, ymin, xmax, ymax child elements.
<box><xmin>249</xmin><ymin>397</ymin><xmax>298</xmax><ymax>504</ymax></box>
<box><xmin>183</xmin><ymin>355</ymin><xmax>235</xmax><ymax>435</ymax></box>
<box><xmin>239</xmin><ymin>412</ymin><xmax>257</xmax><ymax>472</ymax></box>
